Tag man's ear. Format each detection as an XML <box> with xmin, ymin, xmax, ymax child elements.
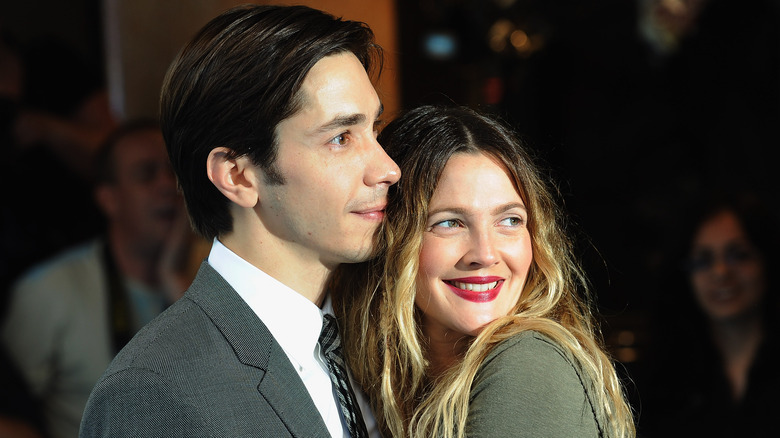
<box><xmin>207</xmin><ymin>147</ymin><xmax>260</xmax><ymax>208</ymax></box>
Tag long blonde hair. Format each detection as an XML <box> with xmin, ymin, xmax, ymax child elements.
<box><xmin>332</xmin><ymin>105</ymin><xmax>634</xmax><ymax>437</ymax></box>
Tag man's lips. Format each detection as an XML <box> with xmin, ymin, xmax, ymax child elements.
<box><xmin>444</xmin><ymin>276</ymin><xmax>504</xmax><ymax>302</ymax></box>
<box><xmin>353</xmin><ymin>204</ymin><xmax>387</xmax><ymax>221</ymax></box>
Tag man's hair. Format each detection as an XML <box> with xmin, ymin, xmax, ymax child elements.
<box><xmin>160</xmin><ymin>5</ymin><xmax>382</xmax><ymax>239</ymax></box>
<box><xmin>93</xmin><ymin>118</ymin><xmax>161</xmax><ymax>185</ymax></box>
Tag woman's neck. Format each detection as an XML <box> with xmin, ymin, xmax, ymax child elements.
<box><xmin>710</xmin><ymin>313</ymin><xmax>764</xmax><ymax>401</ymax></box>
<box><xmin>424</xmin><ymin>329</ymin><xmax>471</xmax><ymax>378</ymax></box>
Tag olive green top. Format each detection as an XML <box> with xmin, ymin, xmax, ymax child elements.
<box><xmin>466</xmin><ymin>331</ymin><xmax>601</xmax><ymax>437</ymax></box>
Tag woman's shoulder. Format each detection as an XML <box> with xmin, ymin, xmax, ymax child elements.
<box><xmin>481</xmin><ymin>330</ymin><xmax>594</xmax><ymax>398</ymax></box>
<box><xmin>467</xmin><ymin>330</ymin><xmax>601</xmax><ymax>437</ymax></box>
<box><xmin>483</xmin><ymin>330</ymin><xmax>574</xmax><ymax>370</ymax></box>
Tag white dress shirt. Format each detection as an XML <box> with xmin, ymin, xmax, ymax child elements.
<box><xmin>208</xmin><ymin>239</ymin><xmax>377</xmax><ymax>438</ymax></box>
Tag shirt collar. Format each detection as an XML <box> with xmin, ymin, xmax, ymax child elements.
<box><xmin>207</xmin><ymin>238</ymin><xmax>325</xmax><ymax>367</ymax></box>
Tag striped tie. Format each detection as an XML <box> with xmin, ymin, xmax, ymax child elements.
<box><xmin>319</xmin><ymin>314</ymin><xmax>369</xmax><ymax>438</ymax></box>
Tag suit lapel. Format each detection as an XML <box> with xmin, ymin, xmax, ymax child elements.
<box><xmin>260</xmin><ymin>341</ymin><xmax>334</xmax><ymax>438</ymax></box>
<box><xmin>186</xmin><ymin>262</ymin><xmax>330</xmax><ymax>438</ymax></box>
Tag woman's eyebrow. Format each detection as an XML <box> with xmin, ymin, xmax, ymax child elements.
<box><xmin>428</xmin><ymin>202</ymin><xmax>526</xmax><ymax>217</ymax></box>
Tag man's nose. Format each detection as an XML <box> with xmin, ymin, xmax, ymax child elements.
<box><xmin>365</xmin><ymin>137</ymin><xmax>400</xmax><ymax>187</ymax></box>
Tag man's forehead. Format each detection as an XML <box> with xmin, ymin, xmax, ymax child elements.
<box><xmin>303</xmin><ymin>53</ymin><xmax>375</xmax><ymax>98</ymax></box>
<box><xmin>276</xmin><ymin>54</ymin><xmax>380</xmax><ymax>139</ymax></box>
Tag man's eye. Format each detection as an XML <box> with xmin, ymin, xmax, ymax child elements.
<box><xmin>329</xmin><ymin>133</ymin><xmax>348</xmax><ymax>146</ymax></box>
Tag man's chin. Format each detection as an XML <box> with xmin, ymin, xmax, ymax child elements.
<box><xmin>327</xmin><ymin>245</ymin><xmax>374</xmax><ymax>268</ymax></box>
<box><xmin>346</xmin><ymin>225</ymin><xmax>384</xmax><ymax>262</ymax></box>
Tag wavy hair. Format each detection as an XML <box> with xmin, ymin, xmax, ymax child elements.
<box><xmin>332</xmin><ymin>105</ymin><xmax>634</xmax><ymax>437</ymax></box>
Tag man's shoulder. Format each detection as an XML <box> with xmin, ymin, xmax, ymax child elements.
<box><xmin>105</xmin><ymin>296</ymin><xmax>212</xmax><ymax>374</ymax></box>
<box><xmin>82</xmin><ymin>263</ymin><xmax>331</xmax><ymax>438</ymax></box>
<box><xmin>102</xmin><ymin>265</ymin><xmax>270</xmax><ymax>378</ymax></box>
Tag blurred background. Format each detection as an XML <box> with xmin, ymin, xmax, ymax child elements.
<box><xmin>1</xmin><ymin>0</ymin><xmax>779</xmax><ymax>436</ymax></box>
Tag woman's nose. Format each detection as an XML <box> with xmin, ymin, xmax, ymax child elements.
<box><xmin>462</xmin><ymin>230</ymin><xmax>498</xmax><ymax>268</ymax></box>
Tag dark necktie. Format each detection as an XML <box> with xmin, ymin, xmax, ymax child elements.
<box><xmin>319</xmin><ymin>314</ymin><xmax>369</xmax><ymax>438</ymax></box>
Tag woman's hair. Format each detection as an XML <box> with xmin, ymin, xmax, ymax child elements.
<box><xmin>332</xmin><ymin>105</ymin><xmax>634</xmax><ymax>437</ymax></box>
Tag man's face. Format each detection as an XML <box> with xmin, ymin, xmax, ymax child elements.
<box><xmin>101</xmin><ymin>129</ymin><xmax>180</xmax><ymax>253</ymax></box>
<box><xmin>257</xmin><ymin>52</ymin><xmax>400</xmax><ymax>268</ymax></box>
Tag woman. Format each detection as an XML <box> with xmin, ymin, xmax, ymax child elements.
<box><xmin>333</xmin><ymin>105</ymin><xmax>634</xmax><ymax>437</ymax></box>
<box><xmin>640</xmin><ymin>192</ymin><xmax>780</xmax><ymax>437</ymax></box>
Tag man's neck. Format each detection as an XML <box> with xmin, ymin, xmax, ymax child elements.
<box><xmin>218</xmin><ymin>230</ymin><xmax>331</xmax><ymax>307</ymax></box>
<box><xmin>108</xmin><ymin>228</ymin><xmax>161</xmax><ymax>288</ymax></box>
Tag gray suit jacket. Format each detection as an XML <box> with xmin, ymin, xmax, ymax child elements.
<box><xmin>80</xmin><ymin>262</ymin><xmax>331</xmax><ymax>437</ymax></box>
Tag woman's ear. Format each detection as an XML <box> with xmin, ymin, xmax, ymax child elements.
<box><xmin>207</xmin><ymin>147</ymin><xmax>260</xmax><ymax>208</ymax></box>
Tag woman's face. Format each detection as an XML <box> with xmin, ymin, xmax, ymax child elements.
<box><xmin>416</xmin><ymin>152</ymin><xmax>533</xmax><ymax>344</ymax></box>
<box><xmin>689</xmin><ymin>210</ymin><xmax>766</xmax><ymax>322</ymax></box>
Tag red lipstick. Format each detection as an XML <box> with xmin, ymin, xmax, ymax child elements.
<box><xmin>444</xmin><ymin>276</ymin><xmax>503</xmax><ymax>303</ymax></box>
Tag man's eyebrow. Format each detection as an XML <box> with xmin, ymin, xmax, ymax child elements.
<box><xmin>316</xmin><ymin>102</ymin><xmax>384</xmax><ymax>133</ymax></box>
<box><xmin>317</xmin><ymin>114</ymin><xmax>366</xmax><ymax>133</ymax></box>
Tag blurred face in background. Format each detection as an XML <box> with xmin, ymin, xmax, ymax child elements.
<box><xmin>689</xmin><ymin>210</ymin><xmax>766</xmax><ymax>323</ymax></box>
<box><xmin>97</xmin><ymin>128</ymin><xmax>181</xmax><ymax>255</ymax></box>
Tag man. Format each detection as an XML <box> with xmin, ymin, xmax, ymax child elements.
<box><xmin>80</xmin><ymin>5</ymin><xmax>400</xmax><ymax>437</ymax></box>
<box><xmin>2</xmin><ymin>120</ymin><xmax>194</xmax><ymax>438</ymax></box>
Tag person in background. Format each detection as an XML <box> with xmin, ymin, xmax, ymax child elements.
<box><xmin>12</xmin><ymin>35</ymin><xmax>117</xmax><ymax>180</ymax></box>
<box><xmin>334</xmin><ymin>105</ymin><xmax>635</xmax><ymax>437</ymax></box>
<box><xmin>0</xmin><ymin>28</ymin><xmax>46</xmax><ymax>438</ymax></box>
<box><xmin>80</xmin><ymin>5</ymin><xmax>400</xmax><ymax>437</ymax></box>
<box><xmin>1</xmin><ymin>30</ymin><xmax>117</xmax><ymax>308</ymax></box>
<box><xmin>639</xmin><ymin>191</ymin><xmax>780</xmax><ymax>437</ymax></box>
<box><xmin>2</xmin><ymin>119</ymin><xmax>195</xmax><ymax>438</ymax></box>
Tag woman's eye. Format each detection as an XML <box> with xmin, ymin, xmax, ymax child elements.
<box><xmin>433</xmin><ymin>219</ymin><xmax>460</xmax><ymax>229</ymax></box>
<box><xmin>499</xmin><ymin>216</ymin><xmax>524</xmax><ymax>227</ymax></box>
<box><xmin>328</xmin><ymin>133</ymin><xmax>348</xmax><ymax>146</ymax></box>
